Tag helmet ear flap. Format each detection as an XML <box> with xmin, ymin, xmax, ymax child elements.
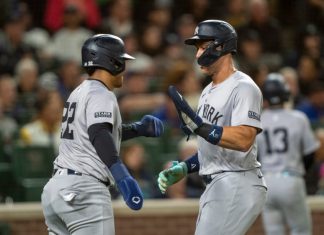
<box><xmin>111</xmin><ymin>58</ymin><xmax>125</xmax><ymax>75</ymax></box>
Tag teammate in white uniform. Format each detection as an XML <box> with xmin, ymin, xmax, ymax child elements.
<box><xmin>257</xmin><ymin>73</ymin><xmax>320</xmax><ymax>235</ymax></box>
<box><xmin>41</xmin><ymin>34</ymin><xmax>164</xmax><ymax>235</ymax></box>
<box><xmin>158</xmin><ymin>20</ymin><xmax>267</xmax><ymax>235</ymax></box>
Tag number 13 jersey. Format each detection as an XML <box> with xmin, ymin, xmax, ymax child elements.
<box><xmin>257</xmin><ymin>108</ymin><xmax>320</xmax><ymax>176</ymax></box>
<box><xmin>54</xmin><ymin>79</ymin><xmax>121</xmax><ymax>183</ymax></box>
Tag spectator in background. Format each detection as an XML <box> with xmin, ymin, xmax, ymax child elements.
<box><xmin>304</xmin><ymin>0</ymin><xmax>324</xmax><ymax>32</ymax></box>
<box><xmin>285</xmin><ymin>24</ymin><xmax>323</xmax><ymax>68</ymax></box>
<box><xmin>237</xmin><ymin>0</ymin><xmax>282</xmax><ymax>54</ymax></box>
<box><xmin>14</xmin><ymin>57</ymin><xmax>40</xmax><ymax>125</ymax></box>
<box><xmin>161</xmin><ymin>60</ymin><xmax>201</xmax><ymax>108</ymax></box>
<box><xmin>0</xmin><ymin>15</ymin><xmax>35</xmax><ymax>75</ymax></box>
<box><xmin>0</xmin><ymin>97</ymin><xmax>18</xmax><ymax>161</ymax></box>
<box><xmin>47</xmin><ymin>4</ymin><xmax>93</xmax><ymax>63</ymax></box>
<box><xmin>0</xmin><ymin>75</ymin><xmax>18</xmax><ymax>120</ymax></box>
<box><xmin>224</xmin><ymin>0</ymin><xmax>248</xmax><ymax>28</ymax></box>
<box><xmin>118</xmin><ymin>59</ymin><xmax>165</xmax><ymax>121</ymax></box>
<box><xmin>235</xmin><ymin>29</ymin><xmax>264</xmax><ymax>77</ymax></box>
<box><xmin>298</xmin><ymin>24</ymin><xmax>323</xmax><ymax>61</ymax></box>
<box><xmin>146</xmin><ymin>2</ymin><xmax>172</xmax><ymax>34</ymax></box>
<box><xmin>38</xmin><ymin>72</ymin><xmax>59</xmax><ymax>96</ymax></box>
<box><xmin>297</xmin><ymin>55</ymin><xmax>322</xmax><ymax>95</ymax></box>
<box><xmin>139</xmin><ymin>24</ymin><xmax>165</xmax><ymax>57</ymax></box>
<box><xmin>153</xmin><ymin>61</ymin><xmax>202</xmax><ymax>137</ymax></box>
<box><xmin>18</xmin><ymin>2</ymin><xmax>52</xmax><ymax>72</ymax></box>
<box><xmin>44</xmin><ymin>0</ymin><xmax>101</xmax><ymax>32</ymax></box>
<box><xmin>153</xmin><ymin>94</ymin><xmax>182</xmax><ymax>137</ymax></box>
<box><xmin>19</xmin><ymin>2</ymin><xmax>50</xmax><ymax>57</ymax></box>
<box><xmin>99</xmin><ymin>0</ymin><xmax>134</xmax><ymax>37</ymax></box>
<box><xmin>123</xmin><ymin>32</ymin><xmax>154</xmax><ymax>76</ymax></box>
<box><xmin>280</xmin><ymin>66</ymin><xmax>305</xmax><ymax>108</ymax></box>
<box><xmin>296</xmin><ymin>81</ymin><xmax>324</xmax><ymax>126</ymax></box>
<box><xmin>19</xmin><ymin>91</ymin><xmax>63</xmax><ymax>154</ymax></box>
<box><xmin>235</xmin><ymin>29</ymin><xmax>279</xmax><ymax>86</ymax></box>
<box><xmin>176</xmin><ymin>0</ymin><xmax>215</xmax><ymax>23</ymax></box>
<box><xmin>171</xmin><ymin>14</ymin><xmax>197</xmax><ymax>63</ymax></box>
<box><xmin>121</xmin><ymin>141</ymin><xmax>160</xmax><ymax>199</ymax></box>
<box><xmin>56</xmin><ymin>60</ymin><xmax>84</xmax><ymax>101</ymax></box>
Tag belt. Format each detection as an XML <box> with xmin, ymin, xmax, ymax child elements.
<box><xmin>53</xmin><ymin>168</ymin><xmax>110</xmax><ymax>186</ymax></box>
<box><xmin>202</xmin><ymin>169</ymin><xmax>262</xmax><ymax>185</ymax></box>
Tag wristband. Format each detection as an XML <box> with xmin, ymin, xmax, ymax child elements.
<box><xmin>184</xmin><ymin>153</ymin><xmax>200</xmax><ymax>173</ymax></box>
<box><xmin>195</xmin><ymin>123</ymin><xmax>223</xmax><ymax>145</ymax></box>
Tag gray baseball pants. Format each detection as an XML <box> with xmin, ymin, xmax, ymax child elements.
<box><xmin>195</xmin><ymin>168</ymin><xmax>267</xmax><ymax>235</ymax></box>
<box><xmin>262</xmin><ymin>174</ymin><xmax>311</xmax><ymax>235</ymax></box>
<box><xmin>41</xmin><ymin>169</ymin><xmax>114</xmax><ymax>235</ymax></box>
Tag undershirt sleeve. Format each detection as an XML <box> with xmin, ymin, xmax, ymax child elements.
<box><xmin>88</xmin><ymin>122</ymin><xmax>119</xmax><ymax>168</ymax></box>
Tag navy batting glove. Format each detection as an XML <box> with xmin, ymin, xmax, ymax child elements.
<box><xmin>110</xmin><ymin>161</ymin><xmax>143</xmax><ymax>210</ymax></box>
<box><xmin>133</xmin><ymin>115</ymin><xmax>164</xmax><ymax>137</ymax></box>
<box><xmin>168</xmin><ymin>86</ymin><xmax>203</xmax><ymax>137</ymax></box>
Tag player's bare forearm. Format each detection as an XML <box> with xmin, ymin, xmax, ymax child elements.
<box><xmin>218</xmin><ymin>125</ymin><xmax>257</xmax><ymax>152</ymax></box>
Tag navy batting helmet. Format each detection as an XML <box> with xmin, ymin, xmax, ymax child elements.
<box><xmin>262</xmin><ymin>73</ymin><xmax>290</xmax><ymax>105</ymax></box>
<box><xmin>82</xmin><ymin>34</ymin><xmax>135</xmax><ymax>75</ymax></box>
<box><xmin>184</xmin><ymin>20</ymin><xmax>237</xmax><ymax>67</ymax></box>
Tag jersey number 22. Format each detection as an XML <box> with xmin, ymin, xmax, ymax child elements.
<box><xmin>61</xmin><ymin>102</ymin><xmax>76</xmax><ymax>140</ymax></box>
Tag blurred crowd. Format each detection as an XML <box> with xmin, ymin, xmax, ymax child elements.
<box><xmin>0</xmin><ymin>0</ymin><xmax>323</xmax><ymax>200</ymax></box>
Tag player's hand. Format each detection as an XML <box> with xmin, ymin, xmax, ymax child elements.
<box><xmin>133</xmin><ymin>115</ymin><xmax>164</xmax><ymax>137</ymax></box>
<box><xmin>110</xmin><ymin>161</ymin><xmax>143</xmax><ymax>210</ymax></box>
<box><xmin>157</xmin><ymin>161</ymin><xmax>188</xmax><ymax>194</ymax></box>
<box><xmin>168</xmin><ymin>86</ymin><xmax>203</xmax><ymax>135</ymax></box>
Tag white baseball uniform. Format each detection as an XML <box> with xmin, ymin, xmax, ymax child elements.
<box><xmin>195</xmin><ymin>71</ymin><xmax>267</xmax><ymax>235</ymax></box>
<box><xmin>41</xmin><ymin>79</ymin><xmax>120</xmax><ymax>235</ymax></box>
<box><xmin>257</xmin><ymin>108</ymin><xmax>320</xmax><ymax>235</ymax></box>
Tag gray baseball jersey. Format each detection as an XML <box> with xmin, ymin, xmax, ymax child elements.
<box><xmin>193</xmin><ymin>71</ymin><xmax>267</xmax><ymax>235</ymax></box>
<box><xmin>196</xmin><ymin>71</ymin><xmax>263</xmax><ymax>175</ymax></box>
<box><xmin>42</xmin><ymin>79</ymin><xmax>120</xmax><ymax>235</ymax></box>
<box><xmin>54</xmin><ymin>79</ymin><xmax>120</xmax><ymax>184</ymax></box>
<box><xmin>257</xmin><ymin>108</ymin><xmax>320</xmax><ymax>235</ymax></box>
<box><xmin>257</xmin><ymin>109</ymin><xmax>320</xmax><ymax>176</ymax></box>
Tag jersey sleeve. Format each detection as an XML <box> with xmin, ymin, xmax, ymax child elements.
<box><xmin>300</xmin><ymin>113</ymin><xmax>320</xmax><ymax>155</ymax></box>
<box><xmin>231</xmin><ymin>82</ymin><xmax>263</xmax><ymax>131</ymax></box>
<box><xmin>85</xmin><ymin>89</ymin><xmax>116</xmax><ymax>129</ymax></box>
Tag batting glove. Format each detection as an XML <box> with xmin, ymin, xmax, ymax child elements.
<box><xmin>110</xmin><ymin>161</ymin><xmax>143</xmax><ymax>210</ymax></box>
<box><xmin>168</xmin><ymin>86</ymin><xmax>203</xmax><ymax>136</ymax></box>
<box><xmin>133</xmin><ymin>115</ymin><xmax>164</xmax><ymax>137</ymax></box>
<box><xmin>157</xmin><ymin>161</ymin><xmax>188</xmax><ymax>194</ymax></box>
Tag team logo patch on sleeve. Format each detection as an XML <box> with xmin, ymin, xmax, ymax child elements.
<box><xmin>94</xmin><ymin>112</ymin><xmax>112</xmax><ymax>118</ymax></box>
<box><xmin>248</xmin><ymin>111</ymin><xmax>260</xmax><ymax>121</ymax></box>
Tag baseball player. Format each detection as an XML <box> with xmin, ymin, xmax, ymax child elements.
<box><xmin>41</xmin><ymin>34</ymin><xmax>164</xmax><ymax>235</ymax></box>
<box><xmin>257</xmin><ymin>73</ymin><xmax>320</xmax><ymax>235</ymax></box>
<box><xmin>157</xmin><ymin>20</ymin><xmax>267</xmax><ymax>235</ymax></box>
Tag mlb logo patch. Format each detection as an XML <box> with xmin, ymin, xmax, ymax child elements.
<box><xmin>94</xmin><ymin>112</ymin><xmax>112</xmax><ymax>118</ymax></box>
